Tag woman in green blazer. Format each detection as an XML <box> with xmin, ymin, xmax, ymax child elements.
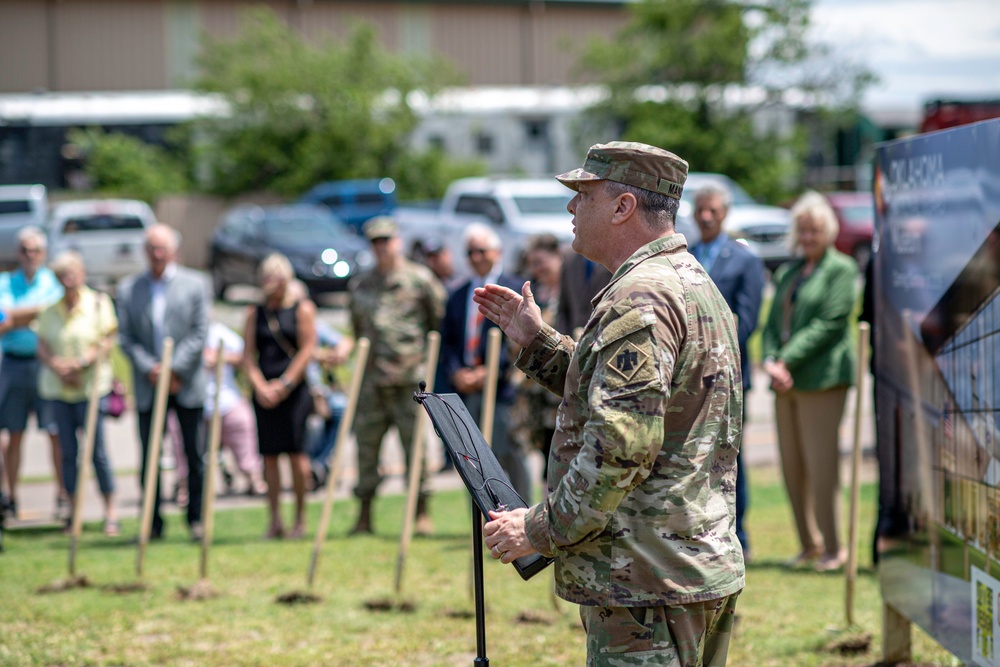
<box><xmin>762</xmin><ymin>191</ymin><xmax>858</xmax><ymax>573</ymax></box>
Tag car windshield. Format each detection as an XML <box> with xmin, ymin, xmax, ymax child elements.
<box><xmin>512</xmin><ymin>195</ymin><xmax>573</xmax><ymax>215</ymax></box>
<box><xmin>262</xmin><ymin>214</ymin><xmax>348</xmax><ymax>242</ymax></box>
<box><xmin>61</xmin><ymin>214</ymin><xmax>144</xmax><ymax>232</ymax></box>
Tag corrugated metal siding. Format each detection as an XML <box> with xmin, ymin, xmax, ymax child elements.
<box><xmin>0</xmin><ymin>2</ymin><xmax>51</xmax><ymax>91</ymax></box>
<box><xmin>0</xmin><ymin>0</ymin><xmax>628</xmax><ymax>93</ymax></box>
<box><xmin>198</xmin><ymin>0</ymin><xmax>292</xmax><ymax>39</ymax></box>
<box><xmin>431</xmin><ymin>4</ymin><xmax>524</xmax><ymax>85</ymax></box>
<box><xmin>53</xmin><ymin>0</ymin><xmax>168</xmax><ymax>91</ymax></box>
<box><xmin>531</xmin><ymin>6</ymin><xmax>628</xmax><ymax>84</ymax></box>
<box><xmin>295</xmin><ymin>3</ymin><xmax>401</xmax><ymax>49</ymax></box>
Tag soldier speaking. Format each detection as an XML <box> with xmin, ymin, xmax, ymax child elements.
<box><xmin>474</xmin><ymin>142</ymin><xmax>745</xmax><ymax>666</ymax></box>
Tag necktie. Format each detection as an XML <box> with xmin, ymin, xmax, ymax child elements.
<box><xmin>466</xmin><ymin>308</ymin><xmax>484</xmax><ymax>366</ymax></box>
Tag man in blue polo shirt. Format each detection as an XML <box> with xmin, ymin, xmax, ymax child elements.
<box><xmin>0</xmin><ymin>226</ymin><xmax>64</xmax><ymax>518</ymax></box>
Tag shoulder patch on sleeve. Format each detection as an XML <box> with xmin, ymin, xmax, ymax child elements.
<box><xmin>606</xmin><ymin>336</ymin><xmax>654</xmax><ymax>388</ymax></box>
<box><xmin>597</xmin><ymin>302</ymin><xmax>656</xmax><ymax>348</ymax></box>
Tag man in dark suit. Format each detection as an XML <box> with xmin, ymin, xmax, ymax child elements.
<box><xmin>117</xmin><ymin>224</ymin><xmax>209</xmax><ymax>541</ymax></box>
<box><xmin>439</xmin><ymin>224</ymin><xmax>531</xmax><ymax>503</ymax></box>
<box><xmin>689</xmin><ymin>184</ymin><xmax>765</xmax><ymax>562</ymax></box>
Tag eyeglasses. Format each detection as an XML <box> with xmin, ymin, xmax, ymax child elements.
<box><xmin>19</xmin><ymin>246</ymin><xmax>42</xmax><ymax>255</ymax></box>
<box><xmin>467</xmin><ymin>247</ymin><xmax>491</xmax><ymax>258</ymax></box>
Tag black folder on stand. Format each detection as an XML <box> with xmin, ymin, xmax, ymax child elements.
<box><xmin>415</xmin><ymin>389</ymin><xmax>553</xmax><ymax>580</ymax></box>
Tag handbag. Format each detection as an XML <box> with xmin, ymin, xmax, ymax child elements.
<box><xmin>104</xmin><ymin>380</ymin><xmax>127</xmax><ymax>418</ymax></box>
<box><xmin>96</xmin><ymin>291</ymin><xmax>127</xmax><ymax>418</ymax></box>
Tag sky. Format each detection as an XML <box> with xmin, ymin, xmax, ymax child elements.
<box><xmin>811</xmin><ymin>0</ymin><xmax>1000</xmax><ymax>114</ymax></box>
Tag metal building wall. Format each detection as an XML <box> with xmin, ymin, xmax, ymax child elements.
<box><xmin>0</xmin><ymin>0</ymin><xmax>627</xmax><ymax>93</ymax></box>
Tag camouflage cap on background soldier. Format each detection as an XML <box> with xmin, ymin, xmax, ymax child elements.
<box><xmin>556</xmin><ymin>141</ymin><xmax>689</xmax><ymax>200</ymax></box>
<box><xmin>362</xmin><ymin>216</ymin><xmax>398</xmax><ymax>241</ymax></box>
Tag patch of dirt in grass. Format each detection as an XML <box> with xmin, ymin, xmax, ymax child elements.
<box><xmin>275</xmin><ymin>590</ymin><xmax>322</xmax><ymax>605</ymax></box>
<box><xmin>514</xmin><ymin>610</ymin><xmax>555</xmax><ymax>625</ymax></box>
<box><xmin>444</xmin><ymin>608</ymin><xmax>475</xmax><ymax>619</ymax></box>
<box><xmin>36</xmin><ymin>575</ymin><xmax>91</xmax><ymax>593</ymax></box>
<box><xmin>823</xmin><ymin>631</ymin><xmax>872</xmax><ymax>655</ymax></box>
<box><xmin>176</xmin><ymin>579</ymin><xmax>220</xmax><ymax>600</ymax></box>
<box><xmin>103</xmin><ymin>582</ymin><xmax>148</xmax><ymax>593</ymax></box>
<box><xmin>363</xmin><ymin>597</ymin><xmax>416</xmax><ymax>612</ymax></box>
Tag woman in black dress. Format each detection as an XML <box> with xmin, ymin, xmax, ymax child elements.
<box><xmin>242</xmin><ymin>253</ymin><xmax>317</xmax><ymax>539</ymax></box>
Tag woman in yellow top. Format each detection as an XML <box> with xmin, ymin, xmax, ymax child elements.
<box><xmin>36</xmin><ymin>251</ymin><xmax>120</xmax><ymax>536</ymax></box>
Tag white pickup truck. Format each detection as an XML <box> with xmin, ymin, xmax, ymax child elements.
<box><xmin>47</xmin><ymin>199</ymin><xmax>156</xmax><ymax>290</ymax></box>
<box><xmin>394</xmin><ymin>177</ymin><xmax>576</xmax><ymax>274</ymax></box>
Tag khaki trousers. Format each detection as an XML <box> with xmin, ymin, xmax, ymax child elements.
<box><xmin>773</xmin><ymin>386</ymin><xmax>848</xmax><ymax>555</ymax></box>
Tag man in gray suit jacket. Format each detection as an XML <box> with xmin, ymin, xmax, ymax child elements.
<box><xmin>689</xmin><ymin>184</ymin><xmax>765</xmax><ymax>561</ymax></box>
<box><xmin>117</xmin><ymin>224</ymin><xmax>209</xmax><ymax>541</ymax></box>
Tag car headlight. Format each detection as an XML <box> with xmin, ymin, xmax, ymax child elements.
<box><xmin>355</xmin><ymin>250</ymin><xmax>373</xmax><ymax>269</ymax></box>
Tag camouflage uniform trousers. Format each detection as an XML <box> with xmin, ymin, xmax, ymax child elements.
<box><xmin>579</xmin><ymin>593</ymin><xmax>740</xmax><ymax>667</ymax></box>
<box><xmin>353</xmin><ymin>383</ymin><xmax>428</xmax><ymax>502</ymax></box>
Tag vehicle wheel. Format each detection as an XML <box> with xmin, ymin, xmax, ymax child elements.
<box><xmin>853</xmin><ymin>244</ymin><xmax>871</xmax><ymax>272</ymax></box>
<box><xmin>211</xmin><ymin>267</ymin><xmax>228</xmax><ymax>301</ymax></box>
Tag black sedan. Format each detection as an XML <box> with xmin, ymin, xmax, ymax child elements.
<box><xmin>209</xmin><ymin>204</ymin><xmax>374</xmax><ymax>300</ymax></box>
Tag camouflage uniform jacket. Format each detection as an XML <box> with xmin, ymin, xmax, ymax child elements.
<box><xmin>349</xmin><ymin>259</ymin><xmax>446</xmax><ymax>387</ymax></box>
<box><xmin>518</xmin><ymin>234</ymin><xmax>745</xmax><ymax>606</ymax></box>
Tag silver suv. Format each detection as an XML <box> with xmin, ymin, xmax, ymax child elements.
<box><xmin>0</xmin><ymin>184</ymin><xmax>48</xmax><ymax>269</ymax></box>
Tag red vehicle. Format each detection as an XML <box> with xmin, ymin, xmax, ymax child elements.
<box><xmin>920</xmin><ymin>99</ymin><xmax>1000</xmax><ymax>133</ymax></box>
<box><xmin>827</xmin><ymin>191</ymin><xmax>874</xmax><ymax>270</ymax></box>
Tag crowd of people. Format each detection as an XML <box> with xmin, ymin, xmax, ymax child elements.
<box><xmin>0</xmin><ymin>140</ymin><xmax>871</xmax><ymax>663</ymax></box>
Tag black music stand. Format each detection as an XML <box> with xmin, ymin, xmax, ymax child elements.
<box><xmin>414</xmin><ymin>385</ymin><xmax>553</xmax><ymax>665</ymax></box>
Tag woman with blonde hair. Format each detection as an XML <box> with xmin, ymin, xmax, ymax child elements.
<box><xmin>242</xmin><ymin>253</ymin><xmax>316</xmax><ymax>539</ymax></box>
<box><xmin>36</xmin><ymin>251</ymin><xmax>120</xmax><ymax>535</ymax></box>
<box><xmin>761</xmin><ymin>190</ymin><xmax>858</xmax><ymax>572</ymax></box>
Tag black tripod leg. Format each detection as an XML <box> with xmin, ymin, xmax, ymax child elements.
<box><xmin>472</xmin><ymin>498</ymin><xmax>489</xmax><ymax>665</ymax></box>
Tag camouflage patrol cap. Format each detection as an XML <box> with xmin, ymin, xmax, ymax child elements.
<box><xmin>556</xmin><ymin>141</ymin><xmax>689</xmax><ymax>200</ymax></box>
<box><xmin>363</xmin><ymin>216</ymin><xmax>398</xmax><ymax>241</ymax></box>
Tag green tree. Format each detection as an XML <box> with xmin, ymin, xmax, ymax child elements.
<box><xmin>580</xmin><ymin>0</ymin><xmax>874</xmax><ymax>202</ymax></box>
<box><xmin>191</xmin><ymin>8</ymin><xmax>475</xmax><ymax>199</ymax></box>
<box><xmin>67</xmin><ymin>128</ymin><xmax>188</xmax><ymax>204</ymax></box>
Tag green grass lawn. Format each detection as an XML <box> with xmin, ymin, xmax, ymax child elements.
<box><xmin>0</xmin><ymin>469</ymin><xmax>960</xmax><ymax>666</ymax></box>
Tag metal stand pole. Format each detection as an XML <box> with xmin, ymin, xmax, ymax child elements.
<box><xmin>472</xmin><ymin>500</ymin><xmax>489</xmax><ymax>666</ymax></box>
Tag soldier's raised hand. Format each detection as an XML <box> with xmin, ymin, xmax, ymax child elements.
<box><xmin>473</xmin><ymin>281</ymin><xmax>542</xmax><ymax>349</ymax></box>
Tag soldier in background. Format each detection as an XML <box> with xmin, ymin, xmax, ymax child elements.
<box><xmin>348</xmin><ymin>217</ymin><xmax>446</xmax><ymax>535</ymax></box>
<box><xmin>476</xmin><ymin>142</ymin><xmax>745</xmax><ymax>665</ymax></box>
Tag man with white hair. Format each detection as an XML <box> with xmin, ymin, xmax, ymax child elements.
<box><xmin>440</xmin><ymin>223</ymin><xmax>532</xmax><ymax>503</ymax></box>
<box><xmin>117</xmin><ymin>224</ymin><xmax>208</xmax><ymax>542</ymax></box>
<box><xmin>0</xmin><ymin>226</ymin><xmax>64</xmax><ymax>519</ymax></box>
